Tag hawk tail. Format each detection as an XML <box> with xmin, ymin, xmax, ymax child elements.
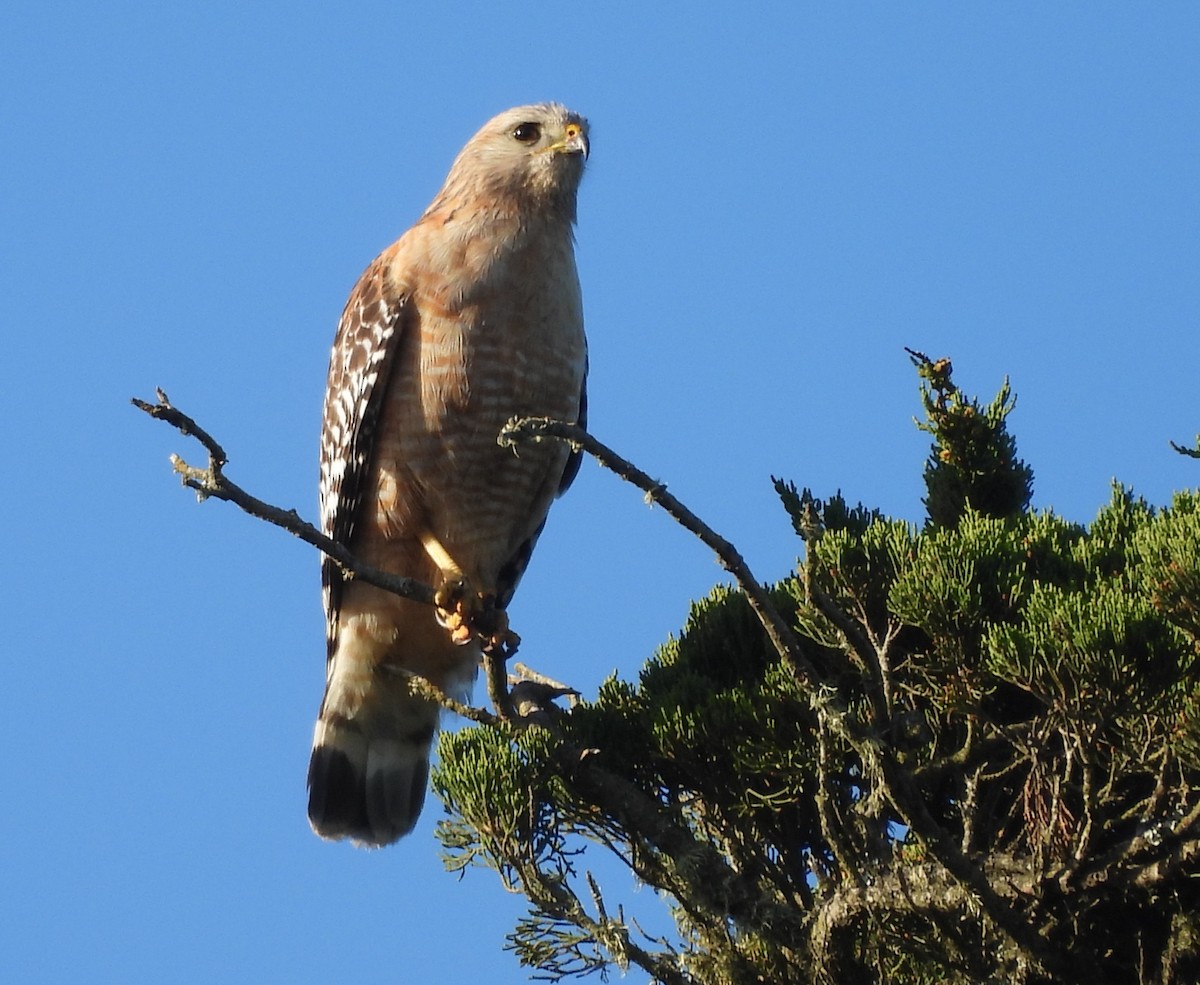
<box><xmin>306</xmin><ymin>677</ymin><xmax>438</xmax><ymax>847</ymax></box>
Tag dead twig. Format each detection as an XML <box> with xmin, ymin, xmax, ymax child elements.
<box><xmin>499</xmin><ymin>416</ymin><xmax>819</xmax><ymax>690</ymax></box>
<box><xmin>132</xmin><ymin>389</ymin><xmax>434</xmax><ymax>606</ymax></box>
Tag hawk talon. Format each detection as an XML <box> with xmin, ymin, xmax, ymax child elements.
<box><xmin>434</xmin><ymin>577</ymin><xmax>474</xmax><ymax>644</ymax></box>
<box><xmin>433</xmin><ymin>576</ymin><xmax>469</xmax><ymax>615</ymax></box>
<box><xmin>434</xmin><ymin>578</ymin><xmax>517</xmax><ymax>652</ymax></box>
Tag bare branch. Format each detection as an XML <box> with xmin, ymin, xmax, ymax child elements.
<box><xmin>510</xmin><ymin>853</ymin><xmax>691</xmax><ymax>985</ymax></box>
<box><xmin>1170</xmin><ymin>435</ymin><xmax>1200</xmax><ymax>459</ymax></box>
<box><xmin>132</xmin><ymin>390</ymin><xmax>435</xmax><ymax>607</ymax></box>
<box><xmin>511</xmin><ymin>663</ymin><xmax>580</xmax><ymax>699</ymax></box>
<box><xmin>500</xmin><ymin>416</ymin><xmax>819</xmax><ymax>689</ymax></box>
<box><xmin>133</xmin><ymin>387</ymin><xmax>229</xmax><ymax>466</ymax></box>
<box><xmin>406</xmin><ymin>672</ymin><xmax>501</xmax><ymax>728</ymax></box>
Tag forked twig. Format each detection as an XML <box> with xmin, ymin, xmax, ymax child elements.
<box><xmin>132</xmin><ymin>389</ymin><xmax>433</xmax><ymax>607</ymax></box>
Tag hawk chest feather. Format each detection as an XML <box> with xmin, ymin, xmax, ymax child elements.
<box><xmin>370</xmin><ymin>221</ymin><xmax>585</xmax><ymax>563</ymax></box>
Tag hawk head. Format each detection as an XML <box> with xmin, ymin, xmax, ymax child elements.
<box><xmin>438</xmin><ymin>103</ymin><xmax>589</xmax><ymax>220</ymax></box>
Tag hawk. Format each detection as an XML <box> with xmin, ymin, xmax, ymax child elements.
<box><xmin>308</xmin><ymin>103</ymin><xmax>590</xmax><ymax>846</ymax></box>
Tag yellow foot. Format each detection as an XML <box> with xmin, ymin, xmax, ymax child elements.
<box><xmin>433</xmin><ymin>577</ymin><xmax>475</xmax><ymax>644</ymax></box>
<box><xmin>433</xmin><ymin>578</ymin><xmax>521</xmax><ymax>655</ymax></box>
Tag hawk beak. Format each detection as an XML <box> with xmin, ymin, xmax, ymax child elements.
<box><xmin>552</xmin><ymin>123</ymin><xmax>589</xmax><ymax>160</ymax></box>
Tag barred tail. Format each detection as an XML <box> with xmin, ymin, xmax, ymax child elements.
<box><xmin>306</xmin><ymin>667</ymin><xmax>438</xmax><ymax>847</ymax></box>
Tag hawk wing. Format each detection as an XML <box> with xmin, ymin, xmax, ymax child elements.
<box><xmin>319</xmin><ymin>255</ymin><xmax>408</xmax><ymax>664</ymax></box>
<box><xmin>557</xmin><ymin>358</ymin><xmax>588</xmax><ymax>496</ymax></box>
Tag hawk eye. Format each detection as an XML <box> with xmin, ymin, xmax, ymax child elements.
<box><xmin>512</xmin><ymin>122</ymin><xmax>541</xmax><ymax>144</ymax></box>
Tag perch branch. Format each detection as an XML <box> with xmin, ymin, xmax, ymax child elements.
<box><xmin>134</xmin><ymin>392</ymin><xmax>568</xmax><ymax>729</ymax></box>
<box><xmin>483</xmin><ymin>648</ymin><xmax>517</xmax><ymax>722</ymax></box>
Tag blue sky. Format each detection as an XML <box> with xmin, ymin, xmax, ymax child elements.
<box><xmin>2</xmin><ymin>3</ymin><xmax>1197</xmax><ymax>982</ymax></box>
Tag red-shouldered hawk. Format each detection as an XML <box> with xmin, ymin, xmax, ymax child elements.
<box><xmin>308</xmin><ymin>104</ymin><xmax>589</xmax><ymax>846</ymax></box>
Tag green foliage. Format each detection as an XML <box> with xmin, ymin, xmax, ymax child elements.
<box><xmin>431</xmin><ymin>358</ymin><xmax>1200</xmax><ymax>985</ymax></box>
<box><xmin>910</xmin><ymin>350</ymin><xmax>1034</xmax><ymax>526</ymax></box>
